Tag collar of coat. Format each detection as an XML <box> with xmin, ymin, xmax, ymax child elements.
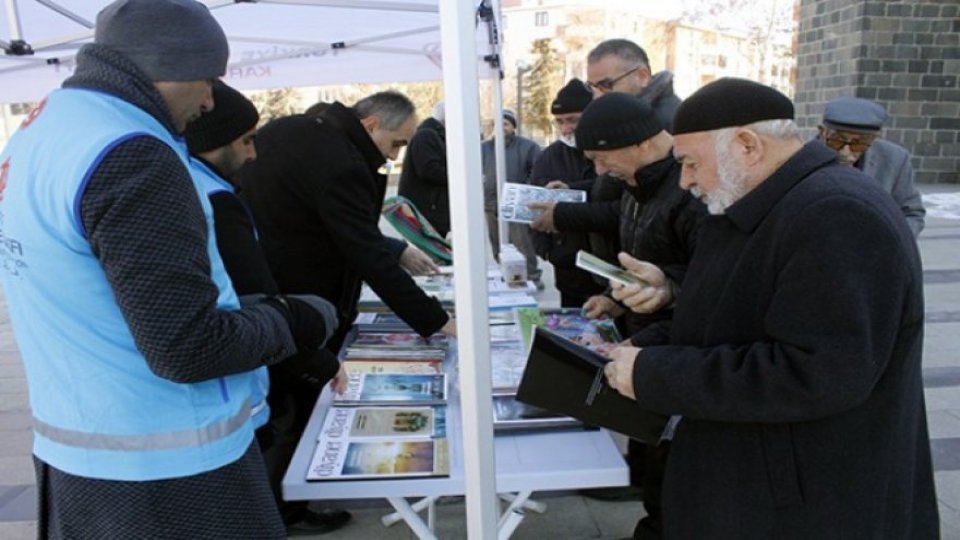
<box><xmin>629</xmin><ymin>154</ymin><xmax>677</xmax><ymax>202</ymax></box>
<box><xmin>318</xmin><ymin>102</ymin><xmax>387</xmax><ymax>173</ymax></box>
<box><xmin>724</xmin><ymin>140</ymin><xmax>838</xmax><ymax>233</ymax></box>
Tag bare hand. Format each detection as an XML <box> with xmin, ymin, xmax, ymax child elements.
<box><xmin>604</xmin><ymin>345</ymin><xmax>640</xmax><ymax>400</ymax></box>
<box><xmin>545</xmin><ymin>180</ymin><xmax>569</xmax><ymax>189</ymax></box>
<box><xmin>399</xmin><ymin>245</ymin><xmax>439</xmax><ymax>275</ymax></box>
<box><xmin>609</xmin><ymin>252</ymin><xmax>673</xmax><ymax>314</ymax></box>
<box><xmin>528</xmin><ymin>200</ymin><xmax>557</xmax><ymax>232</ymax></box>
<box><xmin>330</xmin><ymin>364</ymin><xmax>349</xmax><ymax>395</ymax></box>
<box><xmin>440</xmin><ymin>316</ymin><xmax>457</xmax><ymax>338</ymax></box>
<box><xmin>582</xmin><ymin>295</ymin><xmax>625</xmax><ymax>319</ymax></box>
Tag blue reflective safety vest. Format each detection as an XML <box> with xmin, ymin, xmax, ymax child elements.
<box><xmin>190</xmin><ymin>158</ymin><xmax>271</xmax><ymax>429</ymax></box>
<box><xmin>0</xmin><ymin>88</ymin><xmax>259</xmax><ymax>481</ymax></box>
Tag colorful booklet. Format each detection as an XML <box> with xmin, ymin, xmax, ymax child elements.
<box><xmin>499</xmin><ymin>182</ymin><xmax>586</xmax><ymax>224</ymax></box>
<box><xmin>317</xmin><ymin>405</ymin><xmax>446</xmax><ymax>442</ymax></box>
<box><xmin>307</xmin><ymin>438</ymin><xmax>450</xmax><ymax>481</ymax></box>
<box><xmin>334</xmin><ymin>373</ymin><xmax>447</xmax><ymax>406</ymax></box>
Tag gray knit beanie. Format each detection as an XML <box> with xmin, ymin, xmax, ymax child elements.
<box><xmin>95</xmin><ymin>0</ymin><xmax>229</xmax><ymax>82</ymax></box>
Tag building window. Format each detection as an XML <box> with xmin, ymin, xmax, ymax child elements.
<box><xmin>534</xmin><ymin>11</ymin><xmax>549</xmax><ymax>27</ymax></box>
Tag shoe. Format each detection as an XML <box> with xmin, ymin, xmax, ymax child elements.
<box><xmin>579</xmin><ymin>486</ymin><xmax>643</xmax><ymax>501</ymax></box>
<box><xmin>285</xmin><ymin>508</ymin><xmax>352</xmax><ymax>536</ymax></box>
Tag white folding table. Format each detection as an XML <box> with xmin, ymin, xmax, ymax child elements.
<box><xmin>282</xmin><ymin>382</ymin><xmax>629</xmax><ymax>539</ymax></box>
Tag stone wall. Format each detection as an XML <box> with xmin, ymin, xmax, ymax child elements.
<box><xmin>796</xmin><ymin>0</ymin><xmax>959</xmax><ymax>183</ymax></box>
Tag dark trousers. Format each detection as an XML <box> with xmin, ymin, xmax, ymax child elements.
<box><xmin>631</xmin><ymin>440</ymin><xmax>669</xmax><ymax>540</ymax></box>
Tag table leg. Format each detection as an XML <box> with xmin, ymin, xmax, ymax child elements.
<box><xmin>383</xmin><ymin>496</ymin><xmax>438</xmax><ymax>539</ymax></box>
<box><xmin>498</xmin><ymin>490</ymin><xmax>546</xmax><ymax>514</ymax></box>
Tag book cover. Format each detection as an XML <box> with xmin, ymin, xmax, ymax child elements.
<box><xmin>350</xmin><ymin>332</ymin><xmax>448</xmax><ymax>349</ymax></box>
<box><xmin>307</xmin><ymin>439</ymin><xmax>450</xmax><ymax>481</ymax></box>
<box><xmin>498</xmin><ymin>182</ymin><xmax>587</xmax><ymax>224</ymax></box>
<box><xmin>575</xmin><ymin>250</ymin><xmax>647</xmax><ymax>287</ymax></box>
<box><xmin>516</xmin><ymin>328</ymin><xmax>667</xmax><ymax>443</ymax></box>
<box><xmin>335</xmin><ymin>373</ymin><xmax>447</xmax><ymax>405</ymax></box>
<box><xmin>343</xmin><ymin>358</ymin><xmax>443</xmax><ymax>375</ymax></box>
<box><xmin>492</xmin><ymin>394</ymin><xmax>584</xmax><ymax>433</ymax></box>
<box><xmin>318</xmin><ymin>405</ymin><xmax>446</xmax><ymax>441</ymax></box>
<box><xmin>489</xmin><ymin>339</ymin><xmax>530</xmax><ymax>392</ymax></box>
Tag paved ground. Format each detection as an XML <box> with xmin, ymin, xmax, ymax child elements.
<box><xmin>1</xmin><ymin>186</ymin><xmax>959</xmax><ymax>539</ymax></box>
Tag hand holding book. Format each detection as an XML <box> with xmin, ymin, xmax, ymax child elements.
<box><xmin>603</xmin><ymin>345</ymin><xmax>641</xmax><ymax>400</ymax></box>
<box><xmin>607</xmin><ymin>253</ymin><xmax>676</xmax><ymax>314</ymax></box>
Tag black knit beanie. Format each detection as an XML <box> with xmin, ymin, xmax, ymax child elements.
<box><xmin>95</xmin><ymin>0</ymin><xmax>229</xmax><ymax>82</ymax></box>
<box><xmin>575</xmin><ymin>93</ymin><xmax>663</xmax><ymax>151</ymax></box>
<box><xmin>673</xmin><ymin>78</ymin><xmax>794</xmax><ymax>135</ymax></box>
<box><xmin>185</xmin><ymin>81</ymin><xmax>259</xmax><ymax>154</ymax></box>
<box><xmin>551</xmin><ymin>78</ymin><xmax>593</xmax><ymax>114</ymax></box>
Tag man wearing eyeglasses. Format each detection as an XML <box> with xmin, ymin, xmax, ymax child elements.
<box><xmin>819</xmin><ymin>97</ymin><xmax>925</xmax><ymax>238</ymax></box>
<box><xmin>584</xmin><ymin>39</ymin><xmax>682</xmax><ymax>132</ymax></box>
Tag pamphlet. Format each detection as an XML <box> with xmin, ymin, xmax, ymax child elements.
<box><xmin>307</xmin><ymin>438</ymin><xmax>449</xmax><ymax>481</ymax></box>
<box><xmin>499</xmin><ymin>182</ymin><xmax>586</xmax><ymax>224</ymax></box>
<box><xmin>317</xmin><ymin>405</ymin><xmax>446</xmax><ymax>441</ymax></box>
<box><xmin>574</xmin><ymin>250</ymin><xmax>647</xmax><ymax>287</ymax></box>
<box><xmin>334</xmin><ymin>373</ymin><xmax>447</xmax><ymax>406</ymax></box>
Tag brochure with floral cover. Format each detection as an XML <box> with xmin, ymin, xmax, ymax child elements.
<box><xmin>498</xmin><ymin>182</ymin><xmax>587</xmax><ymax>224</ymax></box>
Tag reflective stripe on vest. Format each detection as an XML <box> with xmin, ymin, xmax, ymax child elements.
<box><xmin>33</xmin><ymin>398</ymin><xmax>251</xmax><ymax>451</ymax></box>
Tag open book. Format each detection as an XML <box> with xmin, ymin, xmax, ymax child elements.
<box><xmin>516</xmin><ymin>328</ymin><xmax>666</xmax><ymax>443</ymax></box>
<box><xmin>499</xmin><ymin>182</ymin><xmax>586</xmax><ymax>224</ymax></box>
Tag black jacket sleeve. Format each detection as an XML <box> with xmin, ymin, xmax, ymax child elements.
<box><xmin>553</xmin><ymin>199</ymin><xmax>621</xmax><ymax>235</ymax></box>
<box><xmin>80</xmin><ymin>137</ymin><xmax>295</xmax><ymax>383</ymax></box>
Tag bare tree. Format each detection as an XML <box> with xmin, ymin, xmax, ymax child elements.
<box><xmin>524</xmin><ymin>38</ymin><xmax>563</xmax><ymax>141</ymax></box>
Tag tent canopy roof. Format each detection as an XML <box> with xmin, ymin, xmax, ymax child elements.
<box><xmin>0</xmin><ymin>0</ymin><xmax>494</xmax><ymax>103</ymax></box>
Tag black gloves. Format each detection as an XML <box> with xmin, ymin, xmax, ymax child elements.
<box><xmin>276</xmin><ymin>348</ymin><xmax>342</xmax><ymax>391</ymax></box>
<box><xmin>263</xmin><ymin>294</ymin><xmax>338</xmax><ymax>351</ymax></box>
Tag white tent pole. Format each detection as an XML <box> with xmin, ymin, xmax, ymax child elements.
<box><xmin>439</xmin><ymin>1</ymin><xmax>498</xmax><ymax>539</ymax></box>
<box><xmin>255</xmin><ymin>0</ymin><xmax>437</xmax><ymax>13</ymax></box>
<box><xmin>489</xmin><ymin>0</ymin><xmax>509</xmax><ymax>257</ymax></box>
<box><xmin>4</xmin><ymin>0</ymin><xmax>23</xmax><ymax>41</ymax></box>
<box><xmin>35</xmin><ymin>0</ymin><xmax>93</xmax><ymax>28</ymax></box>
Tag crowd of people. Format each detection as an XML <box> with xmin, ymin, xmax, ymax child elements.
<box><xmin>0</xmin><ymin>0</ymin><xmax>939</xmax><ymax>538</ymax></box>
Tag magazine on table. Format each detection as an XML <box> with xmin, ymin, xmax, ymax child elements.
<box><xmin>489</xmin><ymin>339</ymin><xmax>530</xmax><ymax>393</ymax></box>
<box><xmin>345</xmin><ymin>347</ymin><xmax>447</xmax><ymax>360</ymax></box>
<box><xmin>350</xmin><ymin>332</ymin><xmax>448</xmax><ymax>349</ymax></box>
<box><xmin>515</xmin><ymin>306</ymin><xmax>621</xmax><ymax>352</ymax></box>
<box><xmin>574</xmin><ymin>250</ymin><xmax>648</xmax><ymax>287</ymax></box>
<box><xmin>498</xmin><ymin>182</ymin><xmax>587</xmax><ymax>224</ymax></box>
<box><xmin>343</xmin><ymin>358</ymin><xmax>444</xmax><ymax>376</ymax></box>
<box><xmin>307</xmin><ymin>438</ymin><xmax>450</xmax><ymax>481</ymax></box>
<box><xmin>492</xmin><ymin>394</ymin><xmax>584</xmax><ymax>433</ymax></box>
<box><xmin>334</xmin><ymin>372</ymin><xmax>447</xmax><ymax>406</ymax></box>
<box><xmin>317</xmin><ymin>405</ymin><xmax>446</xmax><ymax>442</ymax></box>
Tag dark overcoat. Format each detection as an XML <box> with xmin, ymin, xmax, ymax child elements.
<box><xmin>239</xmin><ymin>104</ymin><xmax>448</xmax><ymax>350</ymax></box>
<box><xmin>633</xmin><ymin>142</ymin><xmax>939</xmax><ymax>538</ymax></box>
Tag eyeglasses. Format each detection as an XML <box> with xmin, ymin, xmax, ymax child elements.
<box><xmin>584</xmin><ymin>66</ymin><xmax>642</xmax><ymax>93</ymax></box>
<box><xmin>823</xmin><ymin>135</ymin><xmax>873</xmax><ymax>153</ymax></box>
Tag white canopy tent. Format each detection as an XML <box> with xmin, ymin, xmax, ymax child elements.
<box><xmin>0</xmin><ymin>0</ymin><xmax>496</xmax><ymax>101</ymax></box>
<box><xmin>2</xmin><ymin>0</ymin><xmax>509</xmax><ymax>537</ymax></box>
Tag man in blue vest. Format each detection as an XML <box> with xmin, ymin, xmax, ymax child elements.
<box><xmin>0</xmin><ymin>1</ymin><xmax>331</xmax><ymax>537</ymax></box>
<box><xmin>185</xmin><ymin>80</ymin><xmax>352</xmax><ymax>536</ymax></box>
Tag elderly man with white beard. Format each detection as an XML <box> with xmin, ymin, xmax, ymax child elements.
<box><xmin>602</xmin><ymin>78</ymin><xmax>938</xmax><ymax>539</ymax></box>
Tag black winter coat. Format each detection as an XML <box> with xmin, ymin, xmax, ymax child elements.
<box><xmin>530</xmin><ymin>141</ymin><xmax>605</xmax><ymax>301</ymax></box>
<box><xmin>554</xmin><ymin>156</ymin><xmax>704</xmax><ymax>332</ymax></box>
<box><xmin>633</xmin><ymin>142</ymin><xmax>939</xmax><ymax>539</ymax></box>
<box><xmin>397</xmin><ymin>117</ymin><xmax>450</xmax><ymax>236</ymax></box>
<box><xmin>239</xmin><ymin>104</ymin><xmax>449</xmax><ymax>350</ymax></box>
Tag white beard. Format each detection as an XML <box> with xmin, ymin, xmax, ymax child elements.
<box><xmin>559</xmin><ymin>133</ymin><xmax>577</xmax><ymax>148</ymax></box>
<box><xmin>700</xmin><ymin>146</ymin><xmax>749</xmax><ymax>215</ymax></box>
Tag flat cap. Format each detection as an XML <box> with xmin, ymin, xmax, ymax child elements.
<box><xmin>822</xmin><ymin>97</ymin><xmax>887</xmax><ymax>133</ymax></box>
